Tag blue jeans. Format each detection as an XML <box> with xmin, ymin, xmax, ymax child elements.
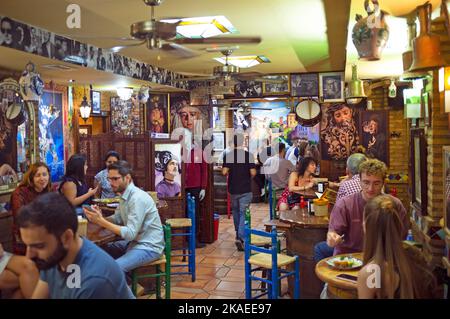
<box><xmin>314</xmin><ymin>241</ymin><xmax>334</xmax><ymax>263</ymax></box>
<box><xmin>103</xmin><ymin>240</ymin><xmax>162</xmax><ymax>272</ymax></box>
<box><xmin>230</xmin><ymin>192</ymin><xmax>253</xmax><ymax>241</ymax></box>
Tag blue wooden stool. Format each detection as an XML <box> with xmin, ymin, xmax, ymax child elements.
<box><xmin>165</xmin><ymin>193</ymin><xmax>196</xmax><ymax>282</ymax></box>
<box><xmin>244</xmin><ymin>223</ymin><xmax>300</xmax><ymax>299</ymax></box>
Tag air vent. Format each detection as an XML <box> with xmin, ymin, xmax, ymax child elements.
<box><xmin>42</xmin><ymin>64</ymin><xmax>75</xmax><ymax>71</ymax></box>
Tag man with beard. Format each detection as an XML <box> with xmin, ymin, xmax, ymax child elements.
<box><xmin>18</xmin><ymin>192</ymin><xmax>134</xmax><ymax>298</ymax></box>
<box><xmin>83</xmin><ymin>160</ymin><xmax>164</xmax><ymax>272</ymax></box>
<box><xmin>320</xmin><ymin>103</ymin><xmax>359</xmax><ymax>160</ymax></box>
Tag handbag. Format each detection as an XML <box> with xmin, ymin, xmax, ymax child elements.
<box><xmin>287</xmin><ymin>192</ymin><xmax>301</xmax><ymax>206</ymax></box>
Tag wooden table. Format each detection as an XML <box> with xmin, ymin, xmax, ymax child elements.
<box><xmin>295</xmin><ymin>189</ymin><xmax>319</xmax><ymax>200</ymax></box>
<box><xmin>315</xmin><ymin>252</ymin><xmax>363</xmax><ymax>299</ymax></box>
<box><xmin>87</xmin><ymin>222</ymin><xmax>117</xmax><ymax>246</ymax></box>
<box><xmin>279</xmin><ymin>208</ymin><xmax>329</xmax><ymax>298</ymax></box>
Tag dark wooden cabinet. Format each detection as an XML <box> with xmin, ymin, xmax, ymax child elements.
<box><xmin>213</xmin><ymin>168</ymin><xmax>227</xmax><ymax>215</ymax></box>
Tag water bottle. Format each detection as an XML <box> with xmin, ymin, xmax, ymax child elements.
<box><xmin>406</xmin><ymin>229</ymin><xmax>413</xmax><ymax>241</ymax></box>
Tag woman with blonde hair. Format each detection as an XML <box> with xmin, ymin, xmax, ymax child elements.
<box><xmin>358</xmin><ymin>195</ymin><xmax>437</xmax><ymax>299</ymax></box>
<box><xmin>10</xmin><ymin>162</ymin><xmax>52</xmax><ymax>254</ymax></box>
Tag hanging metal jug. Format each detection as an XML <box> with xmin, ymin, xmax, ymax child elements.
<box><xmin>352</xmin><ymin>0</ymin><xmax>389</xmax><ymax>60</ymax></box>
<box><xmin>409</xmin><ymin>2</ymin><xmax>446</xmax><ymax>72</ymax></box>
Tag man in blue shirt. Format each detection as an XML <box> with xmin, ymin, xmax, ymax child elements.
<box><xmin>84</xmin><ymin>160</ymin><xmax>164</xmax><ymax>272</ymax></box>
<box><xmin>18</xmin><ymin>192</ymin><xmax>134</xmax><ymax>299</ymax></box>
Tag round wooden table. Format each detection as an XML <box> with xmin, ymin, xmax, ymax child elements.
<box><xmin>279</xmin><ymin>208</ymin><xmax>329</xmax><ymax>298</ymax></box>
<box><xmin>315</xmin><ymin>252</ymin><xmax>363</xmax><ymax>299</ymax></box>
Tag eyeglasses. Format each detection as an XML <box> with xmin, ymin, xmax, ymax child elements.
<box><xmin>107</xmin><ymin>176</ymin><xmax>123</xmax><ymax>182</ymax></box>
<box><xmin>361</xmin><ymin>180</ymin><xmax>383</xmax><ymax>188</ymax></box>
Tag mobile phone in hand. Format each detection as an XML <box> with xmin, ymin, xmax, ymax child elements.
<box><xmin>82</xmin><ymin>204</ymin><xmax>95</xmax><ymax>212</ymax></box>
<box><xmin>336</xmin><ymin>273</ymin><xmax>357</xmax><ymax>283</ymax></box>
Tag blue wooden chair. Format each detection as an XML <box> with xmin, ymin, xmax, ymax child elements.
<box><xmin>164</xmin><ymin>193</ymin><xmax>196</xmax><ymax>282</ymax></box>
<box><xmin>244</xmin><ymin>223</ymin><xmax>300</xmax><ymax>299</ymax></box>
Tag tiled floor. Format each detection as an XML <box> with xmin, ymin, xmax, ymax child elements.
<box><xmin>140</xmin><ymin>202</ymin><xmax>290</xmax><ymax>299</ymax></box>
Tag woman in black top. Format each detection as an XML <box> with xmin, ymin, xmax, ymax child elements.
<box><xmin>59</xmin><ymin>154</ymin><xmax>97</xmax><ymax>214</ymax></box>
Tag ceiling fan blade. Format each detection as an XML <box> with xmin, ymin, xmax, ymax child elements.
<box><xmin>173</xmin><ymin>36</ymin><xmax>262</xmax><ymax>45</ymax></box>
<box><xmin>161</xmin><ymin>43</ymin><xmax>200</xmax><ymax>58</ymax></box>
<box><xmin>249</xmin><ymin>107</ymin><xmax>272</xmax><ymax>110</ymax></box>
<box><xmin>104</xmin><ymin>40</ymin><xmax>146</xmax><ymax>53</ymax></box>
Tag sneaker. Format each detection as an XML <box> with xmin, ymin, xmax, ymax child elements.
<box><xmin>235</xmin><ymin>239</ymin><xmax>244</xmax><ymax>251</ymax></box>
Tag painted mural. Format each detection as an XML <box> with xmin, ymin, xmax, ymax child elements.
<box><xmin>39</xmin><ymin>91</ymin><xmax>65</xmax><ymax>181</ymax></box>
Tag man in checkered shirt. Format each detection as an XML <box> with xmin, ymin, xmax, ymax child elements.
<box><xmin>314</xmin><ymin>153</ymin><xmax>367</xmax><ymax>263</ymax></box>
<box><xmin>335</xmin><ymin>153</ymin><xmax>368</xmax><ymax>202</ymax></box>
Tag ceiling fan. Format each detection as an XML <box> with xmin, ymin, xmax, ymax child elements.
<box><xmin>94</xmin><ymin>0</ymin><xmax>262</xmax><ymax>58</ymax></box>
<box><xmin>173</xmin><ymin>47</ymin><xmax>281</xmax><ymax>83</ymax></box>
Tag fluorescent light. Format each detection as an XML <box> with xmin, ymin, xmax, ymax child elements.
<box><xmin>161</xmin><ymin>16</ymin><xmax>237</xmax><ymax>39</ymax></box>
<box><xmin>116</xmin><ymin>87</ymin><xmax>133</xmax><ymax>100</ymax></box>
<box><xmin>214</xmin><ymin>55</ymin><xmax>270</xmax><ymax>68</ymax></box>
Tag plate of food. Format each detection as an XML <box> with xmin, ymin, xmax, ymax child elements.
<box><xmin>92</xmin><ymin>197</ymin><xmax>120</xmax><ymax>204</ymax></box>
<box><xmin>326</xmin><ymin>255</ymin><xmax>363</xmax><ymax>270</ymax></box>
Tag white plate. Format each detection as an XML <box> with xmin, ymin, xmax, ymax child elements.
<box><xmin>326</xmin><ymin>256</ymin><xmax>363</xmax><ymax>270</ymax></box>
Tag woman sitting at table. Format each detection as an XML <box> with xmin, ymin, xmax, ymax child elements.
<box><xmin>357</xmin><ymin>195</ymin><xmax>437</xmax><ymax>299</ymax></box>
<box><xmin>277</xmin><ymin>157</ymin><xmax>317</xmax><ymax>211</ymax></box>
<box><xmin>94</xmin><ymin>150</ymin><xmax>120</xmax><ymax>199</ymax></box>
<box><xmin>10</xmin><ymin>162</ymin><xmax>52</xmax><ymax>255</ymax></box>
<box><xmin>59</xmin><ymin>154</ymin><xmax>98</xmax><ymax>215</ymax></box>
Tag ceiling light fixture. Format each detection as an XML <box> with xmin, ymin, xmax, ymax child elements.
<box><xmin>116</xmin><ymin>87</ymin><xmax>133</xmax><ymax>100</ymax></box>
<box><xmin>161</xmin><ymin>16</ymin><xmax>237</xmax><ymax>38</ymax></box>
<box><xmin>214</xmin><ymin>55</ymin><xmax>270</xmax><ymax>68</ymax></box>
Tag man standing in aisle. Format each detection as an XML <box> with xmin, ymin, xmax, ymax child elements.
<box><xmin>222</xmin><ymin>133</ymin><xmax>257</xmax><ymax>251</ymax></box>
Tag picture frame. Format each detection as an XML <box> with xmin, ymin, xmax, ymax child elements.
<box><xmin>262</xmin><ymin>74</ymin><xmax>290</xmax><ymax>95</ymax></box>
<box><xmin>319</xmin><ymin>72</ymin><xmax>345</xmax><ymax>102</ymax></box>
<box><xmin>359</xmin><ymin>110</ymin><xmax>389</xmax><ymax>165</ymax></box>
<box><xmin>212</xmin><ymin>131</ymin><xmax>225</xmax><ymax>151</ymax></box>
<box><xmin>146</xmin><ymin>93</ymin><xmax>169</xmax><ymax>135</ymax></box>
<box><xmin>422</xmin><ymin>90</ymin><xmax>432</xmax><ymax>127</ymax></box>
<box><xmin>151</xmin><ymin>140</ymin><xmax>184</xmax><ymax>200</ymax></box>
<box><xmin>290</xmin><ymin>73</ymin><xmax>319</xmax><ymax>97</ymax></box>
<box><xmin>410</xmin><ymin>128</ymin><xmax>428</xmax><ymax>216</ymax></box>
<box><xmin>443</xmin><ymin>146</ymin><xmax>450</xmax><ymax>234</ymax></box>
<box><xmin>234</xmin><ymin>80</ymin><xmax>263</xmax><ymax>98</ymax></box>
<box><xmin>91</xmin><ymin>90</ymin><xmax>101</xmax><ymax>115</ymax></box>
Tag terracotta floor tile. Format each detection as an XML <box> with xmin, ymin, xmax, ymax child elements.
<box><xmin>203</xmin><ymin>278</ymin><xmax>222</xmax><ymax>291</ymax></box>
<box><xmin>215</xmin><ymin>281</ymin><xmax>245</xmax><ymax>293</ymax></box>
<box><xmin>215</xmin><ymin>267</ymin><xmax>230</xmax><ymax>278</ymax></box>
<box><xmin>208</xmin><ymin>247</ymin><xmax>236</xmax><ymax>257</ymax></box>
<box><xmin>207</xmin><ymin>290</ymin><xmax>243</xmax><ymax>298</ymax></box>
<box><xmin>208</xmin><ymin>295</ymin><xmax>240</xmax><ymax>299</ymax></box>
<box><xmin>223</xmin><ymin>257</ymin><xmax>239</xmax><ymax>267</ymax></box>
<box><xmin>193</xmin><ymin>293</ymin><xmax>210</xmax><ymax>299</ymax></box>
<box><xmin>172</xmin><ymin>287</ymin><xmax>205</xmax><ymax>294</ymax></box>
<box><xmin>200</xmin><ymin>256</ymin><xmax>230</xmax><ymax>266</ymax></box>
<box><xmin>172</xmin><ymin>278</ymin><xmax>209</xmax><ymax>289</ymax></box>
<box><xmin>170</xmin><ymin>291</ymin><xmax>197</xmax><ymax>299</ymax></box>
<box><xmin>225</xmin><ymin>268</ymin><xmax>245</xmax><ymax>278</ymax></box>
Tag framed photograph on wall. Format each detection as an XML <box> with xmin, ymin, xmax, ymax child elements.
<box><xmin>359</xmin><ymin>110</ymin><xmax>389</xmax><ymax>165</ymax></box>
<box><xmin>319</xmin><ymin>72</ymin><xmax>345</xmax><ymax>102</ymax></box>
<box><xmin>152</xmin><ymin>141</ymin><xmax>184</xmax><ymax>200</ymax></box>
<box><xmin>91</xmin><ymin>90</ymin><xmax>101</xmax><ymax>115</ymax></box>
<box><xmin>410</xmin><ymin>128</ymin><xmax>428</xmax><ymax>216</ymax></box>
<box><xmin>212</xmin><ymin>131</ymin><xmax>225</xmax><ymax>151</ymax></box>
<box><xmin>290</xmin><ymin>73</ymin><xmax>319</xmax><ymax>97</ymax></box>
<box><xmin>234</xmin><ymin>81</ymin><xmax>263</xmax><ymax>98</ymax></box>
<box><xmin>146</xmin><ymin>93</ymin><xmax>169</xmax><ymax>135</ymax></box>
<box><xmin>262</xmin><ymin>74</ymin><xmax>290</xmax><ymax>95</ymax></box>
<box><xmin>443</xmin><ymin>146</ymin><xmax>450</xmax><ymax>234</ymax></box>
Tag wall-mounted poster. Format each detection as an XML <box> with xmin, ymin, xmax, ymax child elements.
<box><xmin>212</xmin><ymin>132</ymin><xmax>225</xmax><ymax>151</ymax></box>
<box><xmin>154</xmin><ymin>142</ymin><xmax>183</xmax><ymax>199</ymax></box>
<box><xmin>410</xmin><ymin>128</ymin><xmax>427</xmax><ymax>216</ymax></box>
<box><xmin>291</xmin><ymin>73</ymin><xmax>319</xmax><ymax>97</ymax></box>
<box><xmin>170</xmin><ymin>94</ymin><xmax>211</xmax><ymax>138</ymax></box>
<box><xmin>320</xmin><ymin>103</ymin><xmax>359</xmax><ymax>160</ymax></box>
<box><xmin>234</xmin><ymin>80</ymin><xmax>263</xmax><ymax>98</ymax></box>
<box><xmin>232</xmin><ymin>101</ymin><xmax>251</xmax><ymax>131</ymax></box>
<box><xmin>110</xmin><ymin>97</ymin><xmax>143</xmax><ymax>136</ymax></box>
<box><xmin>147</xmin><ymin>94</ymin><xmax>169</xmax><ymax>136</ymax></box>
<box><xmin>360</xmin><ymin>110</ymin><xmax>388</xmax><ymax>164</ymax></box>
<box><xmin>319</xmin><ymin>72</ymin><xmax>345</xmax><ymax>102</ymax></box>
<box><xmin>91</xmin><ymin>90</ymin><xmax>101</xmax><ymax>114</ymax></box>
<box><xmin>39</xmin><ymin>91</ymin><xmax>65</xmax><ymax>181</ymax></box>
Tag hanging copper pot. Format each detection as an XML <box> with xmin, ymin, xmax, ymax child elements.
<box><xmin>409</xmin><ymin>2</ymin><xmax>446</xmax><ymax>72</ymax></box>
<box><xmin>352</xmin><ymin>0</ymin><xmax>390</xmax><ymax>61</ymax></box>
